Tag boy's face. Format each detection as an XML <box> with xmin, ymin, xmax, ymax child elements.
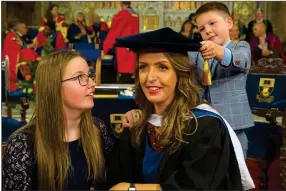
<box><xmin>196</xmin><ymin>11</ymin><xmax>233</xmax><ymax>46</ymax></box>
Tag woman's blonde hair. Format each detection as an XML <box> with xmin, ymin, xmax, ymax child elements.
<box><xmin>17</xmin><ymin>51</ymin><xmax>104</xmax><ymax>190</ymax></box>
<box><xmin>132</xmin><ymin>52</ymin><xmax>202</xmax><ymax>153</ymax></box>
<box><xmin>75</xmin><ymin>12</ymin><xmax>86</xmax><ymax>25</ymax></box>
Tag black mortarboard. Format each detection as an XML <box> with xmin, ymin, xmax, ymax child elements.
<box><xmin>115</xmin><ymin>27</ymin><xmax>212</xmax><ymax>86</ymax></box>
<box><xmin>114</xmin><ymin>27</ymin><xmax>201</xmax><ymax>54</ymax></box>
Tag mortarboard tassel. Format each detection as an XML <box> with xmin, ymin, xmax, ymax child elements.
<box><xmin>202</xmin><ymin>60</ymin><xmax>212</xmax><ymax>86</ymax></box>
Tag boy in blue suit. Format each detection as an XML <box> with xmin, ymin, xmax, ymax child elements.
<box><xmin>189</xmin><ymin>2</ymin><xmax>254</xmax><ymax>157</ymax></box>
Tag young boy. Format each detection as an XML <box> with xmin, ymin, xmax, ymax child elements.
<box><xmin>189</xmin><ymin>2</ymin><xmax>254</xmax><ymax>158</ymax></box>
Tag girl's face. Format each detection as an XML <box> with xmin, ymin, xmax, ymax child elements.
<box><xmin>61</xmin><ymin>57</ymin><xmax>96</xmax><ymax>113</ymax></box>
<box><xmin>184</xmin><ymin>23</ymin><xmax>192</xmax><ymax>33</ymax></box>
<box><xmin>50</xmin><ymin>6</ymin><xmax>58</xmax><ymax>16</ymax></box>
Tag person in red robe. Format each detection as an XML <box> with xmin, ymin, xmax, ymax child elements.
<box><xmin>2</xmin><ymin>21</ymin><xmax>39</xmax><ymax>91</ymax></box>
<box><xmin>2</xmin><ymin>31</ymin><xmax>22</xmax><ymax>91</ymax></box>
<box><xmin>103</xmin><ymin>1</ymin><xmax>139</xmax><ymax>83</ymax></box>
<box><xmin>39</xmin><ymin>4</ymin><xmax>68</xmax><ymax>42</ymax></box>
<box><xmin>35</xmin><ymin>22</ymin><xmax>66</xmax><ymax>56</ymax></box>
<box><xmin>250</xmin><ymin>23</ymin><xmax>285</xmax><ymax>65</ymax></box>
<box><xmin>87</xmin><ymin>12</ymin><xmax>109</xmax><ymax>44</ymax></box>
<box><xmin>15</xmin><ymin>48</ymin><xmax>39</xmax><ymax>99</ymax></box>
<box><xmin>16</xmin><ymin>48</ymin><xmax>38</xmax><ymax>81</ymax></box>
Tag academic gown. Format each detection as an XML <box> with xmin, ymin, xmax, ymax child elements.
<box><xmin>2</xmin><ymin>32</ymin><xmax>22</xmax><ymax>91</ymax></box>
<box><xmin>250</xmin><ymin>33</ymin><xmax>286</xmax><ymax>64</ymax></box>
<box><xmin>106</xmin><ymin>104</ymin><xmax>254</xmax><ymax>190</ymax></box>
<box><xmin>39</xmin><ymin>16</ymin><xmax>68</xmax><ymax>42</ymax></box>
<box><xmin>35</xmin><ymin>31</ymin><xmax>66</xmax><ymax>56</ymax></box>
<box><xmin>88</xmin><ymin>22</ymin><xmax>109</xmax><ymax>44</ymax></box>
<box><xmin>67</xmin><ymin>23</ymin><xmax>91</xmax><ymax>43</ymax></box>
<box><xmin>103</xmin><ymin>7</ymin><xmax>139</xmax><ymax>74</ymax></box>
<box><xmin>246</xmin><ymin>19</ymin><xmax>273</xmax><ymax>42</ymax></box>
<box><xmin>2</xmin><ymin>33</ymin><xmax>38</xmax><ymax>91</ymax></box>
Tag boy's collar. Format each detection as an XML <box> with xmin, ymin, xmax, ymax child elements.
<box><xmin>223</xmin><ymin>40</ymin><xmax>231</xmax><ymax>47</ymax></box>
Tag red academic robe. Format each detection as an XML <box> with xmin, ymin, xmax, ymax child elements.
<box><xmin>39</xmin><ymin>16</ymin><xmax>68</xmax><ymax>42</ymax></box>
<box><xmin>103</xmin><ymin>8</ymin><xmax>139</xmax><ymax>74</ymax></box>
<box><xmin>250</xmin><ymin>33</ymin><xmax>286</xmax><ymax>65</ymax></box>
<box><xmin>16</xmin><ymin>48</ymin><xmax>38</xmax><ymax>80</ymax></box>
<box><xmin>36</xmin><ymin>31</ymin><xmax>66</xmax><ymax>49</ymax></box>
<box><xmin>101</xmin><ymin>22</ymin><xmax>109</xmax><ymax>32</ymax></box>
<box><xmin>2</xmin><ymin>32</ymin><xmax>22</xmax><ymax>91</ymax></box>
<box><xmin>2</xmin><ymin>32</ymin><xmax>38</xmax><ymax>91</ymax></box>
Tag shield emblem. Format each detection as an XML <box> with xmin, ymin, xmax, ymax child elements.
<box><xmin>258</xmin><ymin>78</ymin><xmax>275</xmax><ymax>99</ymax></box>
<box><xmin>110</xmin><ymin>114</ymin><xmax>124</xmax><ymax>136</ymax></box>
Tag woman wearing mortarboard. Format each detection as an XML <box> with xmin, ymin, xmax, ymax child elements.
<box><xmin>106</xmin><ymin>28</ymin><xmax>255</xmax><ymax>190</ymax></box>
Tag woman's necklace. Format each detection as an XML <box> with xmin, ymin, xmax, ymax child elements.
<box><xmin>146</xmin><ymin>123</ymin><xmax>166</xmax><ymax>152</ymax></box>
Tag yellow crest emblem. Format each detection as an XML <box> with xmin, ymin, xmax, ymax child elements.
<box><xmin>256</xmin><ymin>78</ymin><xmax>275</xmax><ymax>103</ymax></box>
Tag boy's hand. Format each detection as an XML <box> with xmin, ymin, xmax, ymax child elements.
<box><xmin>200</xmin><ymin>41</ymin><xmax>225</xmax><ymax>61</ymax></box>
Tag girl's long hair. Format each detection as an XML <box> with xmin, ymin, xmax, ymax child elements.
<box><xmin>45</xmin><ymin>4</ymin><xmax>57</xmax><ymax>23</ymax></box>
<box><xmin>17</xmin><ymin>51</ymin><xmax>105</xmax><ymax>190</ymax></box>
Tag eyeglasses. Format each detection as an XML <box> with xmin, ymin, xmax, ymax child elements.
<box><xmin>62</xmin><ymin>73</ymin><xmax>96</xmax><ymax>86</ymax></box>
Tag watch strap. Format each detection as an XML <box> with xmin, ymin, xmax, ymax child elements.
<box><xmin>128</xmin><ymin>183</ymin><xmax>136</xmax><ymax>191</ymax></box>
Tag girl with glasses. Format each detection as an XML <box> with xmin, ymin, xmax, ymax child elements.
<box><xmin>2</xmin><ymin>51</ymin><xmax>115</xmax><ymax>190</ymax></box>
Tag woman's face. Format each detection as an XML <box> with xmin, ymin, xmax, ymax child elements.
<box><xmin>184</xmin><ymin>23</ymin><xmax>192</xmax><ymax>33</ymax></box>
<box><xmin>61</xmin><ymin>57</ymin><xmax>95</xmax><ymax>113</ymax></box>
<box><xmin>138</xmin><ymin>52</ymin><xmax>177</xmax><ymax>112</ymax></box>
<box><xmin>232</xmin><ymin>11</ymin><xmax>240</xmax><ymax>21</ymax></box>
<box><xmin>229</xmin><ymin>25</ymin><xmax>240</xmax><ymax>40</ymax></box>
<box><xmin>77</xmin><ymin>14</ymin><xmax>84</xmax><ymax>22</ymax></box>
<box><xmin>93</xmin><ymin>14</ymin><xmax>100</xmax><ymax>23</ymax></box>
<box><xmin>50</xmin><ymin>6</ymin><xmax>58</xmax><ymax>16</ymax></box>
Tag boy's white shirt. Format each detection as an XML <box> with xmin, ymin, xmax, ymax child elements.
<box><xmin>148</xmin><ymin>103</ymin><xmax>255</xmax><ymax>190</ymax></box>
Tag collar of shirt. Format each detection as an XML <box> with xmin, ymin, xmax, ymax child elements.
<box><xmin>223</xmin><ymin>40</ymin><xmax>231</xmax><ymax>48</ymax></box>
<box><xmin>148</xmin><ymin>114</ymin><xmax>162</xmax><ymax>127</ymax></box>
<box><xmin>16</xmin><ymin>32</ymin><xmax>23</xmax><ymax>37</ymax></box>
<box><xmin>256</xmin><ymin>19</ymin><xmax>263</xmax><ymax>23</ymax></box>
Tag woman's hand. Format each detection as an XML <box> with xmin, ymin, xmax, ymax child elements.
<box><xmin>258</xmin><ymin>36</ymin><xmax>266</xmax><ymax>46</ymax></box>
<box><xmin>81</xmin><ymin>29</ymin><xmax>87</xmax><ymax>35</ymax></box>
<box><xmin>262</xmin><ymin>48</ymin><xmax>272</xmax><ymax>57</ymax></box>
<box><xmin>122</xmin><ymin>109</ymin><xmax>142</xmax><ymax>128</ymax></box>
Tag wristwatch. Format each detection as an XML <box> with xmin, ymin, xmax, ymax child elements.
<box><xmin>128</xmin><ymin>183</ymin><xmax>136</xmax><ymax>191</ymax></box>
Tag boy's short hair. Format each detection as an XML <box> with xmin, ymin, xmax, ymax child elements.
<box><xmin>194</xmin><ymin>2</ymin><xmax>230</xmax><ymax>23</ymax></box>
